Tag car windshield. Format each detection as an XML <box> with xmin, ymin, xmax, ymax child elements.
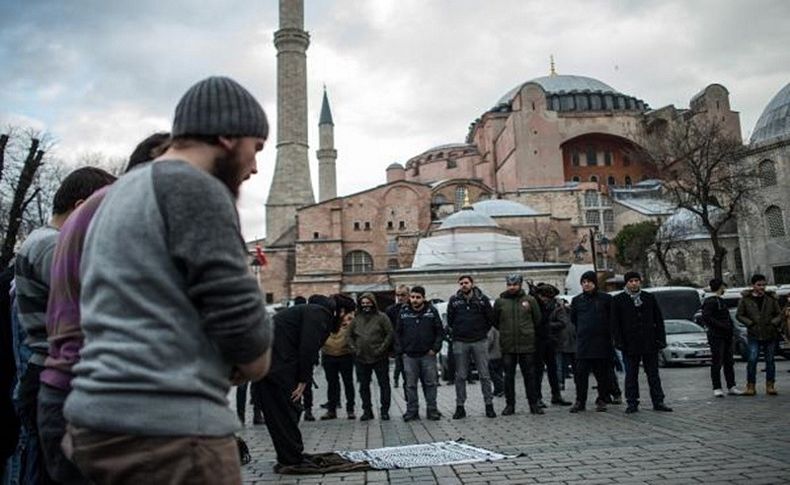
<box><xmin>650</xmin><ymin>290</ymin><xmax>701</xmax><ymax>320</ymax></box>
<box><xmin>665</xmin><ymin>320</ymin><xmax>704</xmax><ymax>334</ymax></box>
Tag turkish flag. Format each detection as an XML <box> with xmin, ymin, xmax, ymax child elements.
<box><xmin>255</xmin><ymin>244</ymin><xmax>268</xmax><ymax>266</ymax></box>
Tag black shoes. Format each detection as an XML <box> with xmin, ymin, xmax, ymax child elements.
<box><xmin>569</xmin><ymin>402</ymin><xmax>585</xmax><ymax>413</ymax></box>
<box><xmin>595</xmin><ymin>399</ymin><xmax>607</xmax><ymax>412</ymax></box>
<box><xmin>502</xmin><ymin>405</ymin><xmax>515</xmax><ymax>416</ymax></box>
<box><xmin>253</xmin><ymin>409</ymin><xmax>265</xmax><ymax>425</ymax></box>
<box><xmin>537</xmin><ymin>400</ymin><xmax>548</xmax><ymax>409</ymax></box>
<box><xmin>485</xmin><ymin>404</ymin><xmax>496</xmax><ymax>418</ymax></box>
<box><xmin>551</xmin><ymin>394</ymin><xmax>572</xmax><ymax>406</ymax></box>
<box><xmin>427</xmin><ymin>409</ymin><xmax>442</xmax><ymax>421</ymax></box>
<box><xmin>625</xmin><ymin>405</ymin><xmax>639</xmax><ymax>414</ymax></box>
<box><xmin>529</xmin><ymin>405</ymin><xmax>545</xmax><ymax>415</ymax></box>
<box><xmin>303</xmin><ymin>409</ymin><xmax>315</xmax><ymax>422</ymax></box>
<box><xmin>320</xmin><ymin>410</ymin><xmax>337</xmax><ymax>420</ymax></box>
<box><xmin>493</xmin><ymin>391</ymin><xmax>505</xmax><ymax>398</ymax></box>
<box><xmin>452</xmin><ymin>406</ymin><xmax>466</xmax><ymax>419</ymax></box>
<box><xmin>360</xmin><ymin>410</ymin><xmax>374</xmax><ymax>421</ymax></box>
<box><xmin>653</xmin><ymin>403</ymin><xmax>673</xmax><ymax>412</ymax></box>
<box><xmin>403</xmin><ymin>412</ymin><xmax>420</xmax><ymax>422</ymax></box>
<box><xmin>381</xmin><ymin>411</ymin><xmax>390</xmax><ymax>421</ymax></box>
<box><xmin>610</xmin><ymin>394</ymin><xmax>623</xmax><ymax>405</ymax></box>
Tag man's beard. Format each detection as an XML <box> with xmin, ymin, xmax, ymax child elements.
<box><xmin>212</xmin><ymin>146</ymin><xmax>243</xmax><ymax>198</ymax></box>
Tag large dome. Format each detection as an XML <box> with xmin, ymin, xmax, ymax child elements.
<box><xmin>472</xmin><ymin>199</ymin><xmax>538</xmax><ymax>217</ymax></box>
<box><xmin>438</xmin><ymin>207</ymin><xmax>498</xmax><ymax>230</ymax></box>
<box><xmin>497</xmin><ymin>74</ymin><xmax>620</xmax><ymax>106</ymax></box>
<box><xmin>750</xmin><ymin>83</ymin><xmax>790</xmax><ymax>145</ymax></box>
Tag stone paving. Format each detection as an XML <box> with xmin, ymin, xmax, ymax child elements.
<box><xmin>239</xmin><ymin>359</ymin><xmax>790</xmax><ymax>484</ymax></box>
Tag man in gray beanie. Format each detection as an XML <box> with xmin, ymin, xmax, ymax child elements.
<box><xmin>64</xmin><ymin>76</ymin><xmax>273</xmax><ymax>484</ymax></box>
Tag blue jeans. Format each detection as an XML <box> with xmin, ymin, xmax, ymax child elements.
<box><xmin>746</xmin><ymin>337</ymin><xmax>776</xmax><ymax>384</ymax></box>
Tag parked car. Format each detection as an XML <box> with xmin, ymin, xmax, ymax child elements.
<box><xmin>659</xmin><ymin>320</ymin><xmax>711</xmax><ymax>367</ymax></box>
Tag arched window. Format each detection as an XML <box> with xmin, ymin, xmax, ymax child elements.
<box><xmin>387</xmin><ymin>258</ymin><xmax>399</xmax><ymax>270</ymax></box>
<box><xmin>343</xmin><ymin>250</ymin><xmax>373</xmax><ymax>273</ymax></box>
<box><xmin>765</xmin><ymin>205</ymin><xmax>786</xmax><ymax>237</ymax></box>
<box><xmin>759</xmin><ymin>160</ymin><xmax>777</xmax><ymax>187</ymax></box>
<box><xmin>607</xmin><ymin>176</ymin><xmax>616</xmax><ymax>186</ymax></box>
<box><xmin>700</xmin><ymin>249</ymin><xmax>711</xmax><ymax>270</ymax></box>
<box><xmin>624</xmin><ymin>176</ymin><xmax>632</xmax><ymax>187</ymax></box>
<box><xmin>675</xmin><ymin>251</ymin><xmax>687</xmax><ymax>272</ymax></box>
<box><xmin>454</xmin><ymin>186</ymin><xmax>468</xmax><ymax>210</ymax></box>
<box><xmin>571</xmin><ymin>176</ymin><xmax>581</xmax><ymax>182</ymax></box>
<box><xmin>590</xmin><ymin>175</ymin><xmax>598</xmax><ymax>183</ymax></box>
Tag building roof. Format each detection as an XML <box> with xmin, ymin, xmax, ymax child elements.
<box><xmin>386</xmin><ymin>162</ymin><xmax>404</xmax><ymax>170</ymax></box>
<box><xmin>613</xmin><ymin>197</ymin><xmax>675</xmax><ymax>216</ymax></box>
<box><xmin>438</xmin><ymin>207</ymin><xmax>498</xmax><ymax>230</ymax></box>
<box><xmin>471</xmin><ymin>199</ymin><xmax>539</xmax><ymax>217</ymax></box>
<box><xmin>750</xmin><ymin>82</ymin><xmax>790</xmax><ymax>145</ymax></box>
<box><xmin>496</xmin><ymin>74</ymin><xmax>620</xmax><ymax>106</ymax></box>
<box><xmin>319</xmin><ymin>88</ymin><xmax>333</xmax><ymax>125</ymax></box>
<box><xmin>658</xmin><ymin>208</ymin><xmax>738</xmax><ymax>241</ymax></box>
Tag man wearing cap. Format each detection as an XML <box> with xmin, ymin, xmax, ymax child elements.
<box><xmin>702</xmin><ymin>278</ymin><xmax>742</xmax><ymax>397</ymax></box>
<box><xmin>63</xmin><ymin>77</ymin><xmax>273</xmax><ymax>484</ymax></box>
<box><xmin>569</xmin><ymin>271</ymin><xmax>614</xmax><ymax>413</ymax></box>
<box><xmin>611</xmin><ymin>271</ymin><xmax>672</xmax><ymax>413</ymax></box>
<box><xmin>494</xmin><ymin>274</ymin><xmax>543</xmax><ymax>415</ymax></box>
<box><xmin>447</xmin><ymin>275</ymin><xmax>496</xmax><ymax>419</ymax></box>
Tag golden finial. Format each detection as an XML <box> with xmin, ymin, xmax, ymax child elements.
<box><xmin>550</xmin><ymin>55</ymin><xmax>557</xmax><ymax>76</ymax></box>
<box><xmin>462</xmin><ymin>188</ymin><xmax>471</xmax><ymax>208</ymax></box>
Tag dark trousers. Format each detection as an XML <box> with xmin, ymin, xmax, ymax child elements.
<box><xmin>393</xmin><ymin>355</ymin><xmax>404</xmax><ymax>384</ymax></box>
<box><xmin>303</xmin><ymin>381</ymin><xmax>313</xmax><ymax>410</ymax></box>
<box><xmin>356</xmin><ymin>359</ymin><xmax>391</xmax><ymax>413</ymax></box>
<box><xmin>502</xmin><ymin>353</ymin><xmax>538</xmax><ymax>408</ymax></box>
<box><xmin>258</xmin><ymin>378</ymin><xmax>304</xmax><ymax>466</ymax></box>
<box><xmin>322</xmin><ymin>354</ymin><xmax>355</xmax><ymax>412</ymax></box>
<box><xmin>574</xmin><ymin>358</ymin><xmax>609</xmax><ymax>406</ymax></box>
<box><xmin>624</xmin><ymin>352</ymin><xmax>666</xmax><ymax>407</ymax></box>
<box><xmin>235</xmin><ymin>383</ymin><xmax>248</xmax><ymax>422</ymax></box>
<box><xmin>536</xmin><ymin>343</ymin><xmax>561</xmax><ymax>399</ymax></box>
<box><xmin>708</xmin><ymin>334</ymin><xmax>736</xmax><ymax>390</ymax></box>
<box><xmin>489</xmin><ymin>358</ymin><xmax>504</xmax><ymax>394</ymax></box>
<box><xmin>37</xmin><ymin>384</ymin><xmax>90</xmax><ymax>484</ymax></box>
<box><xmin>607</xmin><ymin>361</ymin><xmax>622</xmax><ymax>399</ymax></box>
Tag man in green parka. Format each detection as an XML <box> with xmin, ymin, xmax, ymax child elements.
<box><xmin>493</xmin><ymin>274</ymin><xmax>543</xmax><ymax>416</ymax></box>
<box><xmin>349</xmin><ymin>293</ymin><xmax>394</xmax><ymax>420</ymax></box>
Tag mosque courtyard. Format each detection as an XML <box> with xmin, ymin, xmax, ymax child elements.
<box><xmin>239</xmin><ymin>359</ymin><xmax>790</xmax><ymax>484</ymax></box>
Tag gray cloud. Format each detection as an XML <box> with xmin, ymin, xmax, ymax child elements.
<box><xmin>2</xmin><ymin>0</ymin><xmax>789</xmax><ymax>239</ymax></box>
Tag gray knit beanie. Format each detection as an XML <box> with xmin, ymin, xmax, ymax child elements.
<box><xmin>172</xmin><ymin>76</ymin><xmax>268</xmax><ymax>139</ymax></box>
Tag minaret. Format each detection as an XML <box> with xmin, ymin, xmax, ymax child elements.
<box><xmin>317</xmin><ymin>87</ymin><xmax>337</xmax><ymax>202</ymax></box>
<box><xmin>266</xmin><ymin>0</ymin><xmax>315</xmax><ymax>244</ymax></box>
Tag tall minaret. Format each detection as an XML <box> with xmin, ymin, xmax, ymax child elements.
<box><xmin>266</xmin><ymin>0</ymin><xmax>315</xmax><ymax>244</ymax></box>
<box><xmin>317</xmin><ymin>87</ymin><xmax>337</xmax><ymax>202</ymax></box>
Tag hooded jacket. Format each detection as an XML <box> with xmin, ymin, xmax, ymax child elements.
<box><xmin>447</xmin><ymin>287</ymin><xmax>494</xmax><ymax>342</ymax></box>
<box><xmin>494</xmin><ymin>289</ymin><xmax>541</xmax><ymax>354</ymax></box>
<box><xmin>349</xmin><ymin>293</ymin><xmax>393</xmax><ymax>364</ymax></box>
<box><xmin>736</xmin><ymin>290</ymin><xmax>782</xmax><ymax>341</ymax></box>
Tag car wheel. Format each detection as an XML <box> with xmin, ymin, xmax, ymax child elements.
<box><xmin>658</xmin><ymin>352</ymin><xmax>667</xmax><ymax>368</ymax></box>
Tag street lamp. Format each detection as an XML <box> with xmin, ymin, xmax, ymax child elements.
<box><xmin>599</xmin><ymin>234</ymin><xmax>610</xmax><ymax>270</ymax></box>
<box><xmin>573</xmin><ymin>242</ymin><xmax>588</xmax><ymax>262</ymax></box>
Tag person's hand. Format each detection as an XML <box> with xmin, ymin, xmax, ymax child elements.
<box><xmin>427</xmin><ymin>350</ymin><xmax>435</xmax><ymax>357</ymax></box>
<box><xmin>291</xmin><ymin>382</ymin><xmax>307</xmax><ymax>402</ymax></box>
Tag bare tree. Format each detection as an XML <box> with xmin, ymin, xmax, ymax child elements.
<box><xmin>636</xmin><ymin>116</ymin><xmax>753</xmax><ymax>281</ymax></box>
<box><xmin>522</xmin><ymin>220</ymin><xmax>561</xmax><ymax>262</ymax></box>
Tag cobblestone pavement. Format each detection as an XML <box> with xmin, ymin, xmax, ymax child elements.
<box><xmin>239</xmin><ymin>359</ymin><xmax>790</xmax><ymax>484</ymax></box>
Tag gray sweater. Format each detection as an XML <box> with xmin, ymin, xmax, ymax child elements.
<box><xmin>64</xmin><ymin>160</ymin><xmax>272</xmax><ymax>437</ymax></box>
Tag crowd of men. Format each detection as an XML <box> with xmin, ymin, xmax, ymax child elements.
<box><xmin>1</xmin><ymin>75</ymin><xmax>788</xmax><ymax>483</ymax></box>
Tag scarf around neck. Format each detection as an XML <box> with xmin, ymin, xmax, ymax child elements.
<box><xmin>626</xmin><ymin>288</ymin><xmax>643</xmax><ymax>307</ymax></box>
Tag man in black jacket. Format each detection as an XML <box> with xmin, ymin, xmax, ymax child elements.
<box><xmin>394</xmin><ymin>286</ymin><xmax>443</xmax><ymax>422</ymax></box>
<box><xmin>447</xmin><ymin>275</ymin><xmax>496</xmax><ymax>419</ymax></box>
<box><xmin>611</xmin><ymin>272</ymin><xmax>672</xmax><ymax>414</ymax></box>
<box><xmin>702</xmin><ymin>279</ymin><xmax>742</xmax><ymax>397</ymax></box>
<box><xmin>257</xmin><ymin>294</ymin><xmax>356</xmax><ymax>471</ymax></box>
<box><xmin>569</xmin><ymin>271</ymin><xmax>614</xmax><ymax>413</ymax></box>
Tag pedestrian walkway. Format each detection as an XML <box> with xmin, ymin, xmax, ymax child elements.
<box><xmin>239</xmin><ymin>360</ymin><xmax>790</xmax><ymax>484</ymax></box>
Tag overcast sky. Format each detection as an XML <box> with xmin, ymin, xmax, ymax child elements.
<box><xmin>2</xmin><ymin>0</ymin><xmax>789</xmax><ymax>240</ymax></box>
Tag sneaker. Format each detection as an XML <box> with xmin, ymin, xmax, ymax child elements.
<box><xmin>347</xmin><ymin>411</ymin><xmax>356</xmax><ymax>420</ymax></box>
<box><xmin>610</xmin><ymin>394</ymin><xmax>623</xmax><ymax>405</ymax></box>
<box><xmin>727</xmin><ymin>386</ymin><xmax>743</xmax><ymax>396</ymax></box>
<box><xmin>569</xmin><ymin>402</ymin><xmax>585</xmax><ymax>413</ymax></box>
<box><xmin>501</xmin><ymin>405</ymin><xmax>515</xmax><ymax>416</ymax></box>
<box><xmin>713</xmin><ymin>389</ymin><xmax>724</xmax><ymax>398</ymax></box>
<box><xmin>427</xmin><ymin>410</ymin><xmax>441</xmax><ymax>421</ymax></box>
<box><xmin>653</xmin><ymin>403</ymin><xmax>673</xmax><ymax>412</ymax></box>
<box><xmin>452</xmin><ymin>406</ymin><xmax>466</xmax><ymax>420</ymax></box>
<box><xmin>485</xmin><ymin>404</ymin><xmax>496</xmax><ymax>418</ymax></box>
<box><xmin>320</xmin><ymin>410</ymin><xmax>337</xmax><ymax>420</ymax></box>
<box><xmin>595</xmin><ymin>399</ymin><xmax>607</xmax><ymax>412</ymax></box>
<box><xmin>625</xmin><ymin>405</ymin><xmax>639</xmax><ymax>414</ymax></box>
<box><xmin>529</xmin><ymin>405</ymin><xmax>545</xmax><ymax>415</ymax></box>
<box><xmin>360</xmin><ymin>411</ymin><xmax>374</xmax><ymax>421</ymax></box>
<box><xmin>403</xmin><ymin>412</ymin><xmax>420</xmax><ymax>422</ymax></box>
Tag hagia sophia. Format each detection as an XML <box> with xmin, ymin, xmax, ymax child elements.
<box><xmin>255</xmin><ymin>0</ymin><xmax>790</xmax><ymax>305</ymax></box>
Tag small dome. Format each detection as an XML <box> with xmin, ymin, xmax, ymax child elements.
<box><xmin>497</xmin><ymin>74</ymin><xmax>620</xmax><ymax>106</ymax></box>
<box><xmin>439</xmin><ymin>207</ymin><xmax>498</xmax><ymax>230</ymax></box>
<box><xmin>659</xmin><ymin>208</ymin><xmax>736</xmax><ymax>241</ymax></box>
<box><xmin>472</xmin><ymin>199</ymin><xmax>538</xmax><ymax>217</ymax></box>
<box><xmin>750</xmin><ymin>83</ymin><xmax>790</xmax><ymax>145</ymax></box>
<box><xmin>387</xmin><ymin>162</ymin><xmax>404</xmax><ymax>170</ymax></box>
